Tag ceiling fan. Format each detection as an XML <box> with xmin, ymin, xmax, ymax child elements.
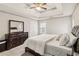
<box><xmin>30</xmin><ymin>3</ymin><xmax>47</xmax><ymax>10</ymax></box>
<box><xmin>25</xmin><ymin>3</ymin><xmax>57</xmax><ymax>13</ymax></box>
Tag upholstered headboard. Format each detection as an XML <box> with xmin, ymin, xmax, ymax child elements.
<box><xmin>71</xmin><ymin>25</ymin><xmax>79</xmax><ymax>37</ymax></box>
<box><xmin>71</xmin><ymin>25</ymin><xmax>79</xmax><ymax>53</ymax></box>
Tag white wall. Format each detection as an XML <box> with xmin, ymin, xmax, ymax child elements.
<box><xmin>72</xmin><ymin>4</ymin><xmax>79</xmax><ymax>27</ymax></box>
<box><xmin>39</xmin><ymin>16</ymin><xmax>72</xmax><ymax>35</ymax></box>
<box><xmin>29</xmin><ymin>20</ymin><xmax>38</xmax><ymax>37</ymax></box>
<box><xmin>47</xmin><ymin>16</ymin><xmax>72</xmax><ymax>34</ymax></box>
<box><xmin>0</xmin><ymin>12</ymin><xmax>38</xmax><ymax>40</ymax></box>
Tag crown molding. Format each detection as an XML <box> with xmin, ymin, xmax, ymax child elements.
<box><xmin>0</xmin><ymin>10</ymin><xmax>38</xmax><ymax>20</ymax></box>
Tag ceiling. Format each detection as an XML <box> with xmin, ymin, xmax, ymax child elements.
<box><xmin>0</xmin><ymin>3</ymin><xmax>77</xmax><ymax>20</ymax></box>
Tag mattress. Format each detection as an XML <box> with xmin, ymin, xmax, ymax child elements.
<box><xmin>45</xmin><ymin>39</ymin><xmax>72</xmax><ymax>56</ymax></box>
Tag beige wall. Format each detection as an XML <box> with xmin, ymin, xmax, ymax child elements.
<box><xmin>0</xmin><ymin>11</ymin><xmax>38</xmax><ymax>40</ymax></box>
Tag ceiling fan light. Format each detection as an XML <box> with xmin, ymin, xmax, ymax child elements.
<box><xmin>36</xmin><ymin>7</ymin><xmax>42</xmax><ymax>10</ymax></box>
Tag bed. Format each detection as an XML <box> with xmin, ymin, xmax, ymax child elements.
<box><xmin>24</xmin><ymin>25</ymin><xmax>79</xmax><ymax>56</ymax></box>
<box><xmin>24</xmin><ymin>34</ymin><xmax>57</xmax><ymax>55</ymax></box>
<box><xmin>24</xmin><ymin>34</ymin><xmax>73</xmax><ymax>56</ymax></box>
<box><xmin>45</xmin><ymin>39</ymin><xmax>72</xmax><ymax>56</ymax></box>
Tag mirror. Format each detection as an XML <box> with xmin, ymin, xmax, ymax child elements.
<box><xmin>9</xmin><ymin>20</ymin><xmax>24</xmax><ymax>33</ymax></box>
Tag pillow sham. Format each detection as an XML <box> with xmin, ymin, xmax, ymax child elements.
<box><xmin>66</xmin><ymin>33</ymin><xmax>77</xmax><ymax>47</ymax></box>
<box><xmin>59</xmin><ymin>34</ymin><xmax>70</xmax><ymax>46</ymax></box>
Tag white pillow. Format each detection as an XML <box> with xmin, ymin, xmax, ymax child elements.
<box><xmin>66</xmin><ymin>33</ymin><xmax>77</xmax><ymax>47</ymax></box>
<box><xmin>59</xmin><ymin>34</ymin><xmax>70</xmax><ymax>46</ymax></box>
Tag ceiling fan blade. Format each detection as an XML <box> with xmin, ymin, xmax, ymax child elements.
<box><xmin>30</xmin><ymin>7</ymin><xmax>36</xmax><ymax>9</ymax></box>
<box><xmin>41</xmin><ymin>7</ymin><xmax>47</xmax><ymax>10</ymax></box>
<box><xmin>33</xmin><ymin>3</ymin><xmax>40</xmax><ymax>7</ymax></box>
<box><xmin>41</xmin><ymin>3</ymin><xmax>47</xmax><ymax>5</ymax></box>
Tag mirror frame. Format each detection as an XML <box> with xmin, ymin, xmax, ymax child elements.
<box><xmin>9</xmin><ymin>20</ymin><xmax>24</xmax><ymax>33</ymax></box>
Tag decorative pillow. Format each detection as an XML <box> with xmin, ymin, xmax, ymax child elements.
<box><xmin>66</xmin><ymin>33</ymin><xmax>77</xmax><ymax>47</ymax></box>
<box><xmin>56</xmin><ymin>34</ymin><xmax>63</xmax><ymax>41</ymax></box>
<box><xmin>59</xmin><ymin>34</ymin><xmax>70</xmax><ymax>46</ymax></box>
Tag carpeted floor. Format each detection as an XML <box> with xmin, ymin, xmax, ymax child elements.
<box><xmin>22</xmin><ymin>52</ymin><xmax>79</xmax><ymax>56</ymax></box>
<box><xmin>22</xmin><ymin>52</ymin><xmax>52</xmax><ymax>56</ymax></box>
<box><xmin>22</xmin><ymin>52</ymin><xmax>34</xmax><ymax>56</ymax></box>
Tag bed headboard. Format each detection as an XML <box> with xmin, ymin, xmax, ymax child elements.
<box><xmin>71</xmin><ymin>25</ymin><xmax>79</xmax><ymax>37</ymax></box>
<box><xmin>71</xmin><ymin>25</ymin><xmax>79</xmax><ymax>53</ymax></box>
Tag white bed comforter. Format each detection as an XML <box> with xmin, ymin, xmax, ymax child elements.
<box><xmin>24</xmin><ymin>34</ymin><xmax>57</xmax><ymax>55</ymax></box>
<box><xmin>45</xmin><ymin>40</ymin><xmax>72</xmax><ymax>56</ymax></box>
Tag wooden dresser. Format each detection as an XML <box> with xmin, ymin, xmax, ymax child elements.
<box><xmin>0</xmin><ymin>20</ymin><xmax>28</xmax><ymax>52</ymax></box>
<box><xmin>5</xmin><ymin>32</ymin><xmax>28</xmax><ymax>50</ymax></box>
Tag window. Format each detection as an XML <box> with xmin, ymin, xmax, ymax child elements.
<box><xmin>39</xmin><ymin>21</ymin><xmax>47</xmax><ymax>34</ymax></box>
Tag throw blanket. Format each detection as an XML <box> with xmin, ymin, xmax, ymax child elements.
<box><xmin>24</xmin><ymin>34</ymin><xmax>57</xmax><ymax>55</ymax></box>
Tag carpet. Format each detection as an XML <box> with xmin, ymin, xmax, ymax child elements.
<box><xmin>22</xmin><ymin>52</ymin><xmax>52</xmax><ymax>56</ymax></box>
<box><xmin>22</xmin><ymin>52</ymin><xmax>34</xmax><ymax>56</ymax></box>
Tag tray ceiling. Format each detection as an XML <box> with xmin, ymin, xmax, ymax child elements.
<box><xmin>0</xmin><ymin>3</ymin><xmax>77</xmax><ymax>20</ymax></box>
